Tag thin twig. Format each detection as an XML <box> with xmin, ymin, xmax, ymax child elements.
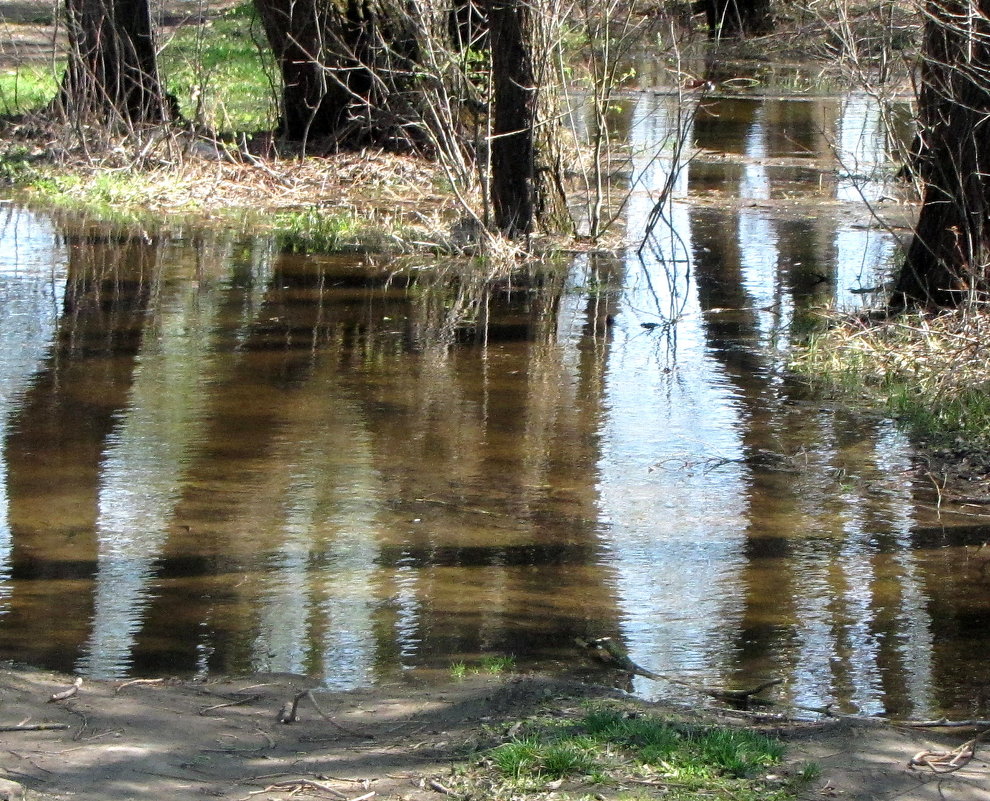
<box><xmin>199</xmin><ymin>694</ymin><xmax>262</xmax><ymax>716</ymax></box>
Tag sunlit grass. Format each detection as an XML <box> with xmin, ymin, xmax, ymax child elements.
<box><xmin>480</xmin><ymin>655</ymin><xmax>516</xmax><ymax>674</ymax></box>
<box><xmin>0</xmin><ymin>64</ymin><xmax>59</xmax><ymax>116</ymax></box>
<box><xmin>478</xmin><ymin>703</ymin><xmax>797</xmax><ymax>799</ymax></box>
<box><xmin>791</xmin><ymin>308</ymin><xmax>990</xmax><ymax>448</ymax></box>
<box><xmin>159</xmin><ymin>4</ymin><xmax>276</xmax><ymax>132</ymax></box>
<box><xmin>272</xmin><ymin>207</ymin><xmax>361</xmax><ymax>253</ymax></box>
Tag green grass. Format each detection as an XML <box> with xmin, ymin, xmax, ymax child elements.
<box><xmin>0</xmin><ymin>4</ymin><xmax>274</xmax><ymax>129</ymax></box>
<box><xmin>159</xmin><ymin>4</ymin><xmax>277</xmax><ymax>132</ymax></box>
<box><xmin>449</xmin><ymin>655</ymin><xmax>515</xmax><ymax>682</ymax></box>
<box><xmin>272</xmin><ymin>207</ymin><xmax>362</xmax><ymax>253</ymax></box>
<box><xmin>0</xmin><ymin>64</ymin><xmax>59</xmax><ymax>116</ymax></box>
<box><xmin>479</xmin><ymin>704</ymin><xmax>801</xmax><ymax>799</ymax></box>
<box><xmin>480</xmin><ymin>655</ymin><xmax>516</xmax><ymax>675</ymax></box>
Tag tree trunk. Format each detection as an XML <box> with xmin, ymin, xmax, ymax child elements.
<box><xmin>57</xmin><ymin>0</ymin><xmax>169</xmax><ymax>124</ymax></box>
<box><xmin>703</xmin><ymin>0</ymin><xmax>772</xmax><ymax>37</ymax></box>
<box><xmin>254</xmin><ymin>0</ymin><xmax>428</xmax><ymax>151</ymax></box>
<box><xmin>893</xmin><ymin>0</ymin><xmax>990</xmax><ymax>307</ymax></box>
<box><xmin>486</xmin><ymin>0</ymin><xmax>572</xmax><ymax>237</ymax></box>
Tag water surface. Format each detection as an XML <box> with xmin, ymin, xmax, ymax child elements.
<box><xmin>0</xmin><ymin>89</ymin><xmax>987</xmax><ymax>720</ymax></box>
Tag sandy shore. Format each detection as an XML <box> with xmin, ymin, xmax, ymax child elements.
<box><xmin>0</xmin><ymin>665</ymin><xmax>984</xmax><ymax>801</ymax></box>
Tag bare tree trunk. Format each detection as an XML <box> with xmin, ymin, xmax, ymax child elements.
<box><xmin>486</xmin><ymin>0</ymin><xmax>572</xmax><ymax>237</ymax></box>
<box><xmin>57</xmin><ymin>0</ymin><xmax>169</xmax><ymax>124</ymax></box>
<box><xmin>254</xmin><ymin>0</ymin><xmax>429</xmax><ymax>151</ymax></box>
<box><xmin>893</xmin><ymin>0</ymin><xmax>990</xmax><ymax>306</ymax></box>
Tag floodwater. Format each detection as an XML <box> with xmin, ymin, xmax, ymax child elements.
<box><xmin>0</xmin><ymin>88</ymin><xmax>988</xmax><ymax>721</ymax></box>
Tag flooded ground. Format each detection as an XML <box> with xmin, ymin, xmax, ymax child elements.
<box><xmin>0</xmin><ymin>87</ymin><xmax>988</xmax><ymax>722</ymax></box>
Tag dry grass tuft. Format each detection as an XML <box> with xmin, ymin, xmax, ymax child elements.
<box><xmin>793</xmin><ymin>305</ymin><xmax>990</xmax><ymax>446</ymax></box>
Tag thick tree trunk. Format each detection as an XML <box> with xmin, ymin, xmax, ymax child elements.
<box><xmin>703</xmin><ymin>0</ymin><xmax>772</xmax><ymax>37</ymax></box>
<box><xmin>486</xmin><ymin>0</ymin><xmax>572</xmax><ymax>237</ymax></box>
<box><xmin>57</xmin><ymin>0</ymin><xmax>168</xmax><ymax>124</ymax></box>
<box><xmin>893</xmin><ymin>0</ymin><xmax>990</xmax><ymax>306</ymax></box>
<box><xmin>254</xmin><ymin>0</ymin><xmax>427</xmax><ymax>150</ymax></box>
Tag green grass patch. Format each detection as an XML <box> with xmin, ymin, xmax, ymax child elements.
<box><xmin>159</xmin><ymin>4</ymin><xmax>277</xmax><ymax>132</ymax></box>
<box><xmin>478</xmin><ymin>703</ymin><xmax>800</xmax><ymax>799</ymax></box>
<box><xmin>272</xmin><ymin>207</ymin><xmax>362</xmax><ymax>253</ymax></box>
<box><xmin>0</xmin><ymin>64</ymin><xmax>59</xmax><ymax>116</ymax></box>
<box><xmin>480</xmin><ymin>655</ymin><xmax>516</xmax><ymax>675</ymax></box>
<box><xmin>16</xmin><ymin>169</ymin><xmax>180</xmax><ymax>223</ymax></box>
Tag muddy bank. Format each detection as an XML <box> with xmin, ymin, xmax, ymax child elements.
<box><xmin>0</xmin><ymin>666</ymin><xmax>985</xmax><ymax>801</ymax></box>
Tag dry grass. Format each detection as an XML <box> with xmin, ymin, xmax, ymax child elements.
<box><xmin>792</xmin><ymin>306</ymin><xmax>990</xmax><ymax>446</ymax></box>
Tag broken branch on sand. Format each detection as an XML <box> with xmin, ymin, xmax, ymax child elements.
<box><xmin>909</xmin><ymin>730</ymin><xmax>988</xmax><ymax>773</ymax></box>
<box><xmin>242</xmin><ymin>778</ymin><xmax>375</xmax><ymax>800</ymax></box>
<box><xmin>114</xmin><ymin>678</ymin><xmax>166</xmax><ymax>695</ymax></box>
<box><xmin>276</xmin><ymin>690</ymin><xmax>374</xmax><ymax>739</ymax></box>
<box><xmin>0</xmin><ymin>723</ymin><xmax>70</xmax><ymax>732</ymax></box>
<box><xmin>199</xmin><ymin>694</ymin><xmax>263</xmax><ymax>716</ymax></box>
<box><xmin>47</xmin><ymin>677</ymin><xmax>83</xmax><ymax>703</ymax></box>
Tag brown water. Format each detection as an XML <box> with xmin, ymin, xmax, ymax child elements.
<box><xmin>0</xmin><ymin>90</ymin><xmax>988</xmax><ymax>720</ymax></box>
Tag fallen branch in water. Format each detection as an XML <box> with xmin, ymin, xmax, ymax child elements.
<box><xmin>901</xmin><ymin>718</ymin><xmax>990</xmax><ymax>728</ymax></box>
<box><xmin>577</xmin><ymin>637</ymin><xmax>776</xmax><ymax>699</ymax></box>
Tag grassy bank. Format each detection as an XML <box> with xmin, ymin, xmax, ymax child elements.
<box><xmin>449</xmin><ymin>700</ymin><xmax>815</xmax><ymax>801</ymax></box>
<box><xmin>792</xmin><ymin>308</ymin><xmax>990</xmax><ymax>455</ymax></box>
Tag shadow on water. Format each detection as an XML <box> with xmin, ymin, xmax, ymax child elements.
<box><xmin>0</xmin><ymin>83</ymin><xmax>987</xmax><ymax>719</ymax></box>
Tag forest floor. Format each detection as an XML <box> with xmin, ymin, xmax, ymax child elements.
<box><xmin>0</xmin><ymin>665</ymin><xmax>986</xmax><ymax>801</ymax></box>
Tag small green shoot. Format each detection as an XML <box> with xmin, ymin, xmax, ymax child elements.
<box><xmin>480</xmin><ymin>655</ymin><xmax>515</xmax><ymax>675</ymax></box>
<box><xmin>449</xmin><ymin>661</ymin><xmax>467</xmax><ymax>681</ymax></box>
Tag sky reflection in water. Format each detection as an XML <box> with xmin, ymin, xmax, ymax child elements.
<box><xmin>0</xmin><ymin>90</ymin><xmax>986</xmax><ymax>720</ymax></box>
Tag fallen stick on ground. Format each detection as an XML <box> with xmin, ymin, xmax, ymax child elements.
<box><xmin>199</xmin><ymin>694</ymin><xmax>262</xmax><ymax>716</ymax></box>
<box><xmin>0</xmin><ymin>723</ymin><xmax>70</xmax><ymax>732</ymax></box>
<box><xmin>114</xmin><ymin>678</ymin><xmax>165</xmax><ymax>695</ymax></box>
<box><xmin>48</xmin><ymin>678</ymin><xmax>83</xmax><ymax>703</ymax></box>
<box><xmin>306</xmin><ymin>691</ymin><xmax>375</xmax><ymax>739</ymax></box>
<box><xmin>909</xmin><ymin>730</ymin><xmax>988</xmax><ymax>773</ymax></box>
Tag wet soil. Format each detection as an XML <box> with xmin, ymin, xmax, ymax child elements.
<box><xmin>0</xmin><ymin>666</ymin><xmax>986</xmax><ymax>801</ymax></box>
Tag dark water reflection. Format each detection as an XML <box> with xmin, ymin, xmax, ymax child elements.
<box><xmin>0</xmin><ymin>89</ymin><xmax>987</xmax><ymax>719</ymax></box>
